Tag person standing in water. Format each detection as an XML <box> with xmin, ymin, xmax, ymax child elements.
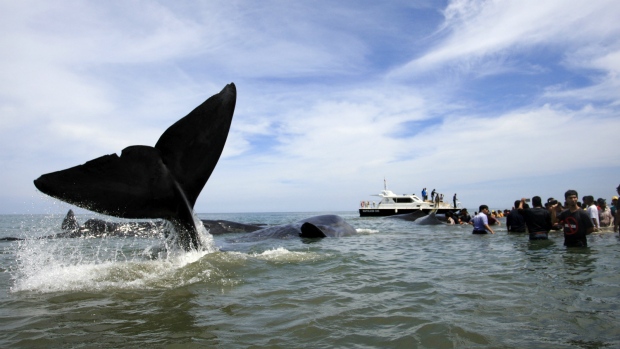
<box><xmin>518</xmin><ymin>196</ymin><xmax>552</xmax><ymax>240</ymax></box>
<box><xmin>471</xmin><ymin>205</ymin><xmax>495</xmax><ymax>234</ymax></box>
<box><xmin>553</xmin><ymin>189</ymin><xmax>595</xmax><ymax>247</ymax></box>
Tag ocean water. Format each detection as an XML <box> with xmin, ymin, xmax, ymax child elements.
<box><xmin>0</xmin><ymin>211</ymin><xmax>619</xmax><ymax>349</ymax></box>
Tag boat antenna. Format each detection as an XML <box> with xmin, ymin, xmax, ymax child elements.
<box><xmin>384</xmin><ymin>177</ymin><xmax>387</xmax><ymax>190</ymax></box>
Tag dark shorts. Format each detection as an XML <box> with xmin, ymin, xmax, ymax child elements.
<box><xmin>472</xmin><ymin>230</ymin><xmax>488</xmax><ymax>234</ymax></box>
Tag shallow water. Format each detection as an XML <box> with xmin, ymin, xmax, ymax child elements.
<box><xmin>1</xmin><ymin>212</ymin><xmax>619</xmax><ymax>348</ymax></box>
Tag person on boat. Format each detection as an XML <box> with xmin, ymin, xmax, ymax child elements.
<box><xmin>470</xmin><ymin>205</ymin><xmax>495</xmax><ymax>234</ymax></box>
<box><xmin>453</xmin><ymin>193</ymin><xmax>457</xmax><ymax>208</ymax></box>
<box><xmin>422</xmin><ymin>188</ymin><xmax>427</xmax><ymax>201</ymax></box>
<box><xmin>552</xmin><ymin>189</ymin><xmax>595</xmax><ymax>247</ymax></box>
<box><xmin>431</xmin><ymin>189</ymin><xmax>436</xmax><ymax>202</ymax></box>
<box><xmin>506</xmin><ymin>200</ymin><xmax>526</xmax><ymax>233</ymax></box>
<box><xmin>518</xmin><ymin>196</ymin><xmax>552</xmax><ymax>240</ymax></box>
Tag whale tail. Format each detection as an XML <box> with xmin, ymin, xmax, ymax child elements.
<box><xmin>33</xmin><ymin>83</ymin><xmax>237</xmax><ymax>250</ymax></box>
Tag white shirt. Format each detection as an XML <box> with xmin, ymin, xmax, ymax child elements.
<box><xmin>587</xmin><ymin>204</ymin><xmax>600</xmax><ymax>227</ymax></box>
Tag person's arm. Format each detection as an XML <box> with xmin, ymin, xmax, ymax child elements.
<box><xmin>482</xmin><ymin>215</ymin><xmax>494</xmax><ymax>234</ymax></box>
<box><xmin>484</xmin><ymin>223</ymin><xmax>495</xmax><ymax>234</ymax></box>
<box><xmin>551</xmin><ymin>205</ymin><xmax>558</xmax><ymax>225</ymax></box>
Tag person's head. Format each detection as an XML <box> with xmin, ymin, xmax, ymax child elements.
<box><xmin>479</xmin><ymin>204</ymin><xmax>489</xmax><ymax>213</ymax></box>
<box><xmin>583</xmin><ymin>195</ymin><xmax>594</xmax><ymax>205</ymax></box>
<box><xmin>532</xmin><ymin>196</ymin><xmax>542</xmax><ymax>207</ymax></box>
<box><xmin>514</xmin><ymin>200</ymin><xmax>520</xmax><ymax>209</ymax></box>
<box><xmin>597</xmin><ymin>198</ymin><xmax>606</xmax><ymax>208</ymax></box>
<box><xmin>564</xmin><ymin>189</ymin><xmax>579</xmax><ymax>207</ymax></box>
<box><xmin>617</xmin><ymin>184</ymin><xmax>620</xmax><ymax>195</ymax></box>
<box><xmin>613</xmin><ymin>196</ymin><xmax>618</xmax><ymax>205</ymax></box>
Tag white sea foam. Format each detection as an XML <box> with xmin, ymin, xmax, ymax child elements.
<box><xmin>10</xmin><ymin>218</ymin><xmax>218</xmax><ymax>293</ymax></box>
<box><xmin>356</xmin><ymin>228</ymin><xmax>379</xmax><ymax>234</ymax></box>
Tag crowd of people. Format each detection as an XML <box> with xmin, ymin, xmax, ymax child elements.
<box><xmin>422</xmin><ymin>188</ymin><xmax>459</xmax><ymax>209</ymax></box>
<box><xmin>467</xmin><ymin>185</ymin><xmax>620</xmax><ymax>248</ymax></box>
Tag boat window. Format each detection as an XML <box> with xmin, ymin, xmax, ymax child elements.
<box><xmin>394</xmin><ymin>198</ymin><xmax>413</xmax><ymax>203</ymax></box>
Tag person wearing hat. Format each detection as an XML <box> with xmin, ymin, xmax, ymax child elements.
<box><xmin>611</xmin><ymin>196</ymin><xmax>618</xmax><ymax>219</ymax></box>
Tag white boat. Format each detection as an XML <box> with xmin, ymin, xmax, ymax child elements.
<box><xmin>359</xmin><ymin>188</ymin><xmax>460</xmax><ymax>217</ymax></box>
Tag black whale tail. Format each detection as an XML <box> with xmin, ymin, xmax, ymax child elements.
<box><xmin>33</xmin><ymin>83</ymin><xmax>237</xmax><ymax>250</ymax></box>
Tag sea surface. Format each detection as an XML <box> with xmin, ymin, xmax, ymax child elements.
<box><xmin>0</xmin><ymin>211</ymin><xmax>619</xmax><ymax>349</ymax></box>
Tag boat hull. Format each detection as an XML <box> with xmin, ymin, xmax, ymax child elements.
<box><xmin>359</xmin><ymin>208</ymin><xmax>458</xmax><ymax>217</ymax></box>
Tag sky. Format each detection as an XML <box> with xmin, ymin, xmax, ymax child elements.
<box><xmin>1</xmin><ymin>0</ymin><xmax>619</xmax><ymax>215</ymax></box>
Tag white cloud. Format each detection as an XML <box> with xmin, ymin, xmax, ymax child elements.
<box><xmin>1</xmin><ymin>1</ymin><xmax>618</xmax><ymax>214</ymax></box>
<box><xmin>390</xmin><ymin>0</ymin><xmax>620</xmax><ymax>77</ymax></box>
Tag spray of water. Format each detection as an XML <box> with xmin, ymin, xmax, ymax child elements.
<box><xmin>10</xmin><ymin>212</ymin><xmax>218</xmax><ymax>293</ymax></box>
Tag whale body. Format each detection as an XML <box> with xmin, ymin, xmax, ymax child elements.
<box><xmin>412</xmin><ymin>210</ymin><xmax>445</xmax><ymax>225</ymax></box>
<box><xmin>33</xmin><ymin>83</ymin><xmax>237</xmax><ymax>250</ymax></box>
<box><xmin>226</xmin><ymin>215</ymin><xmax>358</xmax><ymax>242</ymax></box>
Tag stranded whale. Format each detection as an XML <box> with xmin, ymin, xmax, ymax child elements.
<box><xmin>59</xmin><ymin>211</ymin><xmax>351</xmax><ymax>241</ymax></box>
<box><xmin>226</xmin><ymin>215</ymin><xmax>358</xmax><ymax>242</ymax></box>
<box><xmin>33</xmin><ymin>83</ymin><xmax>237</xmax><ymax>250</ymax></box>
<box><xmin>411</xmin><ymin>210</ymin><xmax>444</xmax><ymax>225</ymax></box>
<box><xmin>54</xmin><ymin>209</ymin><xmax>264</xmax><ymax>238</ymax></box>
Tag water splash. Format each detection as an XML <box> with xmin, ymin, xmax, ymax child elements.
<box><xmin>10</xmin><ymin>213</ymin><xmax>218</xmax><ymax>293</ymax></box>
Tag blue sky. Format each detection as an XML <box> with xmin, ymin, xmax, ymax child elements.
<box><xmin>1</xmin><ymin>0</ymin><xmax>619</xmax><ymax>214</ymax></box>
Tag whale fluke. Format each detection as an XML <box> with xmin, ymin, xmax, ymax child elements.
<box><xmin>34</xmin><ymin>83</ymin><xmax>237</xmax><ymax>250</ymax></box>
